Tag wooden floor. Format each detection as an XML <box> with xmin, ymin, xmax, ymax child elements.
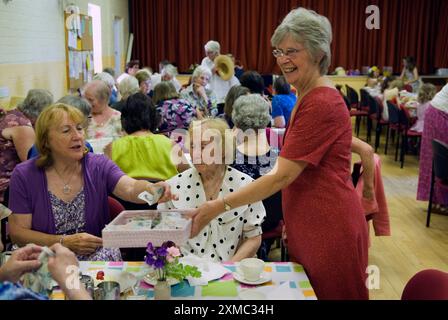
<box><xmin>361</xmin><ymin>132</ymin><xmax>448</xmax><ymax>300</ymax></box>
<box><xmin>271</xmin><ymin>124</ymin><xmax>448</xmax><ymax>300</ymax></box>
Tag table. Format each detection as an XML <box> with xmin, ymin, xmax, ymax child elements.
<box><xmin>51</xmin><ymin>261</ymin><xmax>316</xmax><ymax>300</ymax></box>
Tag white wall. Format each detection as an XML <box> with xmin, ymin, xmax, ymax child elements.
<box><xmin>0</xmin><ymin>0</ymin><xmax>129</xmax><ymax>100</ymax></box>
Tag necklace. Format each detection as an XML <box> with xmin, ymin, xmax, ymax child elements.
<box><xmin>53</xmin><ymin>166</ymin><xmax>78</xmax><ymax>195</ymax></box>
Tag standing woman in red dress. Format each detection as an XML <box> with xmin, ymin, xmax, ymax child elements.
<box><xmin>188</xmin><ymin>7</ymin><xmax>369</xmax><ymax>300</ymax></box>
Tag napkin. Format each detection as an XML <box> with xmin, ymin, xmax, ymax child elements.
<box><xmin>265</xmin><ymin>281</ymin><xmax>306</xmax><ymax>300</ymax></box>
<box><xmin>180</xmin><ymin>255</ymin><xmax>230</xmax><ymax>286</ymax></box>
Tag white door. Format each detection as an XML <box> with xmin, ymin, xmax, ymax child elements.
<box><xmin>113</xmin><ymin>17</ymin><xmax>123</xmax><ymax>76</ymax></box>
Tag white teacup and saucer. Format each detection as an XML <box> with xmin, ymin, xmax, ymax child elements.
<box><xmin>233</xmin><ymin>258</ymin><xmax>271</xmax><ymax>285</ymax></box>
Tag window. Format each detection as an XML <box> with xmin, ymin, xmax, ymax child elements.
<box><xmin>88</xmin><ymin>4</ymin><xmax>102</xmax><ymax>73</ymax></box>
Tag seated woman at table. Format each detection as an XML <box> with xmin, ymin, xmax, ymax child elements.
<box><xmin>409</xmin><ymin>83</ymin><xmax>437</xmax><ymax>133</ymax></box>
<box><xmin>221</xmin><ymin>85</ymin><xmax>250</xmax><ymax>128</ymax></box>
<box><xmin>158</xmin><ymin>118</ymin><xmax>265</xmax><ymax>262</ymax></box>
<box><xmin>152</xmin><ymin>81</ymin><xmax>197</xmax><ymax>134</ymax></box>
<box><xmin>271</xmin><ymin>75</ymin><xmax>297</xmax><ymax>128</ymax></box>
<box><xmin>0</xmin><ymin>244</ymin><xmax>91</xmax><ymax>300</ymax></box>
<box><xmin>84</xmin><ymin>80</ymin><xmax>123</xmax><ymax>140</ymax></box>
<box><xmin>180</xmin><ymin>66</ymin><xmax>218</xmax><ymax>118</ymax></box>
<box><xmin>27</xmin><ymin>95</ymin><xmax>94</xmax><ymax>159</ymax></box>
<box><xmin>8</xmin><ymin>104</ymin><xmax>174</xmax><ymax>261</ymax></box>
<box><xmin>417</xmin><ymin>84</ymin><xmax>448</xmax><ymax>212</ymax></box>
<box><xmin>231</xmin><ymin>94</ymin><xmax>281</xmax><ymax>261</ymax></box>
<box><xmin>104</xmin><ymin>92</ymin><xmax>189</xmax><ymax>181</ymax></box>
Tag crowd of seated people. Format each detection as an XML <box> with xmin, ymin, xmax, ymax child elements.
<box><xmin>4</xmin><ymin>30</ymin><xmax>437</xmax><ymax>302</ymax></box>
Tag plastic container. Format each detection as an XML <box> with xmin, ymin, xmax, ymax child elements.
<box><xmin>102</xmin><ymin>210</ymin><xmax>192</xmax><ymax>248</ymax></box>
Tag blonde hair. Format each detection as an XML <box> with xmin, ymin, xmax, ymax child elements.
<box><xmin>417</xmin><ymin>83</ymin><xmax>437</xmax><ymax>104</ymax></box>
<box><xmin>35</xmin><ymin>103</ymin><xmax>85</xmax><ymax>168</ymax></box>
<box><xmin>188</xmin><ymin>118</ymin><xmax>235</xmax><ymax>164</ymax></box>
<box><xmin>135</xmin><ymin>70</ymin><xmax>151</xmax><ymax>85</ymax></box>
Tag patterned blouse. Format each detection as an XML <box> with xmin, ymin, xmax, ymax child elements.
<box><xmin>180</xmin><ymin>85</ymin><xmax>218</xmax><ymax>117</ymax></box>
<box><xmin>156</xmin><ymin>98</ymin><xmax>197</xmax><ymax>133</ymax></box>
<box><xmin>86</xmin><ymin>109</ymin><xmax>122</xmax><ymax>140</ymax></box>
<box><xmin>0</xmin><ymin>109</ymin><xmax>32</xmax><ymax>203</ymax></box>
<box><xmin>158</xmin><ymin>167</ymin><xmax>265</xmax><ymax>262</ymax></box>
<box><xmin>49</xmin><ymin>188</ymin><xmax>121</xmax><ymax>261</ymax></box>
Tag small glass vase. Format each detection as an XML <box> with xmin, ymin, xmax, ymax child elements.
<box><xmin>154</xmin><ymin>280</ymin><xmax>170</xmax><ymax>300</ymax></box>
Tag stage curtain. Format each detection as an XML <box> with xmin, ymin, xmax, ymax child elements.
<box><xmin>130</xmin><ymin>0</ymin><xmax>446</xmax><ymax>75</ymax></box>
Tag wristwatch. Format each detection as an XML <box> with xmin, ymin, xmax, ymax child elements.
<box><xmin>222</xmin><ymin>197</ymin><xmax>232</xmax><ymax>211</ymax></box>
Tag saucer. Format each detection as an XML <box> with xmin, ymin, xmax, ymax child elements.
<box><xmin>143</xmin><ymin>273</ymin><xmax>180</xmax><ymax>286</ymax></box>
<box><xmin>239</xmin><ymin>289</ymin><xmax>267</xmax><ymax>300</ymax></box>
<box><xmin>232</xmin><ymin>271</ymin><xmax>271</xmax><ymax>285</ymax></box>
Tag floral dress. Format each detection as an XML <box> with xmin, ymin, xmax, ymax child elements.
<box><xmin>86</xmin><ymin>110</ymin><xmax>122</xmax><ymax>140</ymax></box>
<box><xmin>156</xmin><ymin>98</ymin><xmax>197</xmax><ymax>133</ymax></box>
<box><xmin>180</xmin><ymin>85</ymin><xmax>218</xmax><ymax>117</ymax></box>
<box><xmin>0</xmin><ymin>109</ymin><xmax>32</xmax><ymax>203</ymax></box>
<box><xmin>49</xmin><ymin>188</ymin><xmax>121</xmax><ymax>261</ymax></box>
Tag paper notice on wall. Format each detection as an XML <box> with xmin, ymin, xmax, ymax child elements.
<box><xmin>68</xmin><ymin>30</ymin><xmax>78</xmax><ymax>49</ymax></box>
<box><xmin>68</xmin><ymin>51</ymin><xmax>76</xmax><ymax>78</ymax></box>
<box><xmin>74</xmin><ymin>52</ymin><xmax>83</xmax><ymax>79</ymax></box>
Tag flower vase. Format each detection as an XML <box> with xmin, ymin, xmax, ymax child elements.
<box><xmin>154</xmin><ymin>280</ymin><xmax>170</xmax><ymax>300</ymax></box>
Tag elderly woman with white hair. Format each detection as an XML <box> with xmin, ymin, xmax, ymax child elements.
<box><xmin>180</xmin><ymin>66</ymin><xmax>218</xmax><ymax>117</ymax></box>
<box><xmin>93</xmin><ymin>72</ymin><xmax>119</xmax><ymax>105</ymax></box>
<box><xmin>84</xmin><ymin>80</ymin><xmax>123</xmax><ymax>140</ymax></box>
<box><xmin>151</xmin><ymin>64</ymin><xmax>182</xmax><ymax>93</ymax></box>
<box><xmin>158</xmin><ymin>118</ymin><xmax>265</xmax><ymax>262</ymax></box>
<box><xmin>231</xmin><ymin>94</ymin><xmax>282</xmax><ymax>261</ymax></box>
<box><xmin>189</xmin><ymin>8</ymin><xmax>369</xmax><ymax>300</ymax></box>
<box><xmin>201</xmin><ymin>40</ymin><xmax>240</xmax><ymax>106</ymax></box>
<box><xmin>112</xmin><ymin>76</ymin><xmax>141</xmax><ymax>113</ymax></box>
<box><xmin>17</xmin><ymin>89</ymin><xmax>54</xmax><ymax>125</ymax></box>
<box><xmin>1</xmin><ymin>89</ymin><xmax>53</xmax><ymax>206</ymax></box>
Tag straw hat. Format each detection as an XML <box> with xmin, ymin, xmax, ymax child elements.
<box><xmin>214</xmin><ymin>55</ymin><xmax>235</xmax><ymax>81</ymax></box>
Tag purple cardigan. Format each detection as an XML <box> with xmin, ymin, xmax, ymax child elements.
<box><xmin>8</xmin><ymin>153</ymin><xmax>125</xmax><ymax>237</ymax></box>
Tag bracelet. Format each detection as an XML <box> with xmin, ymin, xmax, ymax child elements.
<box><xmin>59</xmin><ymin>234</ymin><xmax>66</xmax><ymax>246</ymax></box>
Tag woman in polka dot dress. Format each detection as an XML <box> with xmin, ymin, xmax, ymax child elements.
<box><xmin>158</xmin><ymin>119</ymin><xmax>266</xmax><ymax>262</ymax></box>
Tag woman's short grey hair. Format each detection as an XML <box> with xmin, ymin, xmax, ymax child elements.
<box><xmin>271</xmin><ymin>7</ymin><xmax>333</xmax><ymax>75</ymax></box>
<box><xmin>204</xmin><ymin>40</ymin><xmax>220</xmax><ymax>54</ymax></box>
<box><xmin>232</xmin><ymin>94</ymin><xmax>271</xmax><ymax>131</ymax></box>
<box><xmin>17</xmin><ymin>89</ymin><xmax>54</xmax><ymax>120</ymax></box>
<box><xmin>161</xmin><ymin>64</ymin><xmax>178</xmax><ymax>77</ymax></box>
<box><xmin>93</xmin><ymin>72</ymin><xmax>115</xmax><ymax>88</ymax></box>
<box><xmin>118</xmin><ymin>76</ymin><xmax>140</xmax><ymax>100</ymax></box>
<box><xmin>57</xmin><ymin>95</ymin><xmax>91</xmax><ymax>117</ymax></box>
<box><xmin>192</xmin><ymin>66</ymin><xmax>212</xmax><ymax>82</ymax></box>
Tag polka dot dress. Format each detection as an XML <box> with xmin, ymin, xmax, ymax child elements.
<box><xmin>158</xmin><ymin>167</ymin><xmax>266</xmax><ymax>262</ymax></box>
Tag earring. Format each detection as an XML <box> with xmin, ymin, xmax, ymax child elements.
<box><xmin>84</xmin><ymin>147</ymin><xmax>89</xmax><ymax>154</ymax></box>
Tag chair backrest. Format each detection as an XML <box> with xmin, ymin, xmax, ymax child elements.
<box><xmin>366</xmin><ymin>93</ymin><xmax>379</xmax><ymax>118</ymax></box>
<box><xmin>360</xmin><ymin>88</ymin><xmax>370</xmax><ymax>110</ymax></box>
<box><xmin>345</xmin><ymin>85</ymin><xmax>359</xmax><ymax>107</ymax></box>
<box><xmin>108</xmin><ymin>196</ymin><xmax>125</xmax><ymax>221</ymax></box>
<box><xmin>432</xmin><ymin>139</ymin><xmax>448</xmax><ymax>182</ymax></box>
<box><xmin>387</xmin><ymin>101</ymin><xmax>400</xmax><ymax>124</ymax></box>
<box><xmin>401</xmin><ymin>269</ymin><xmax>448</xmax><ymax>300</ymax></box>
<box><xmin>398</xmin><ymin>105</ymin><xmax>412</xmax><ymax>129</ymax></box>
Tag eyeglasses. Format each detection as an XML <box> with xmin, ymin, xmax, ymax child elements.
<box><xmin>272</xmin><ymin>48</ymin><xmax>304</xmax><ymax>59</ymax></box>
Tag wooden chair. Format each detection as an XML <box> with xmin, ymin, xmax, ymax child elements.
<box><xmin>426</xmin><ymin>139</ymin><xmax>448</xmax><ymax>227</ymax></box>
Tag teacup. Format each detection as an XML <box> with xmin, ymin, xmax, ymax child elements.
<box><xmin>238</xmin><ymin>258</ymin><xmax>265</xmax><ymax>282</ymax></box>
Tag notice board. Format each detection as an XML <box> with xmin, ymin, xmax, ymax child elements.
<box><xmin>65</xmin><ymin>12</ymin><xmax>94</xmax><ymax>94</ymax></box>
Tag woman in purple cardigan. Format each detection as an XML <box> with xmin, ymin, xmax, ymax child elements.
<box><xmin>8</xmin><ymin>104</ymin><xmax>174</xmax><ymax>261</ymax></box>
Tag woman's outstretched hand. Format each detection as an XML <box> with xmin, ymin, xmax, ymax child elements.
<box><xmin>185</xmin><ymin>200</ymin><xmax>223</xmax><ymax>237</ymax></box>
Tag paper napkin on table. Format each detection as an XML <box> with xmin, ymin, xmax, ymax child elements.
<box><xmin>180</xmin><ymin>255</ymin><xmax>230</xmax><ymax>286</ymax></box>
<box><xmin>265</xmin><ymin>281</ymin><xmax>306</xmax><ymax>300</ymax></box>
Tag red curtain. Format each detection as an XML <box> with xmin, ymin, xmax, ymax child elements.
<box><xmin>130</xmin><ymin>0</ymin><xmax>447</xmax><ymax>75</ymax></box>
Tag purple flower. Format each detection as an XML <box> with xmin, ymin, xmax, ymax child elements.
<box><xmin>154</xmin><ymin>258</ymin><xmax>165</xmax><ymax>269</ymax></box>
<box><xmin>163</xmin><ymin>241</ymin><xmax>175</xmax><ymax>248</ymax></box>
<box><xmin>156</xmin><ymin>246</ymin><xmax>168</xmax><ymax>257</ymax></box>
